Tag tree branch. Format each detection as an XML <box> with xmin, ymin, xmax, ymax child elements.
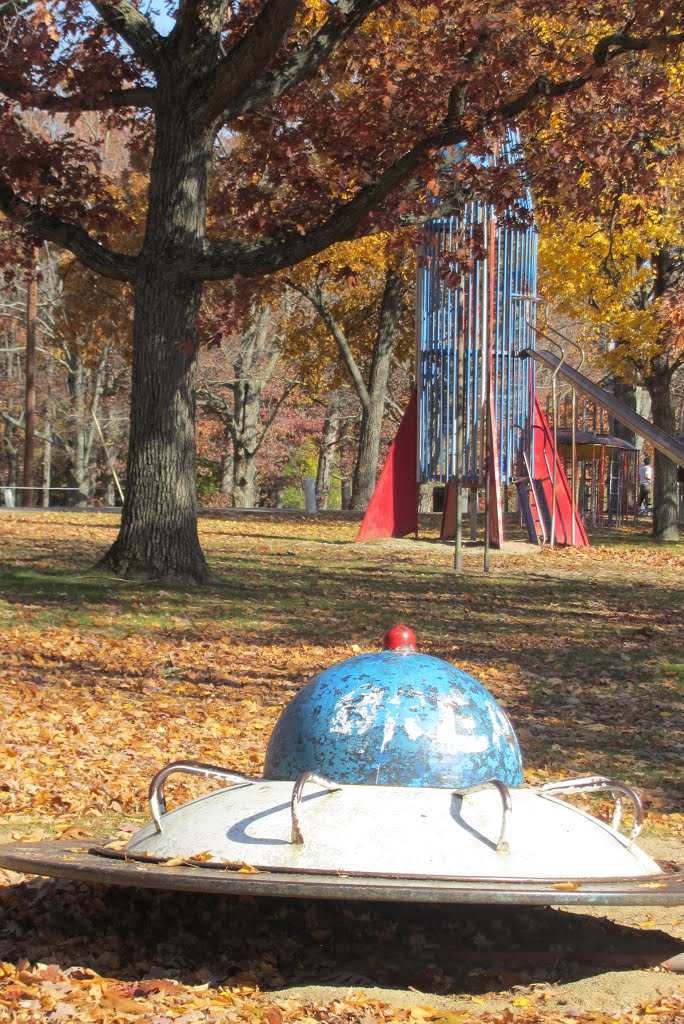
<box><xmin>91</xmin><ymin>0</ymin><xmax>164</xmax><ymax>69</ymax></box>
<box><xmin>385</xmin><ymin>394</ymin><xmax>407</xmax><ymax>420</ymax></box>
<box><xmin>594</xmin><ymin>30</ymin><xmax>684</xmax><ymax>66</ymax></box>
<box><xmin>288</xmin><ymin>278</ymin><xmax>371</xmax><ymax>412</ymax></box>
<box><xmin>193</xmin><ymin>0</ymin><xmax>302</xmax><ymax>125</ymax></box>
<box><xmin>0</xmin><ymin>77</ymin><xmax>156</xmax><ymax>112</ymax></box>
<box><xmin>0</xmin><ymin>0</ymin><xmax>33</xmax><ymax>13</ymax></box>
<box><xmin>196</xmin><ymin>0</ymin><xmax>387</xmax><ymax>125</ymax></box>
<box><xmin>181</xmin><ymin>136</ymin><xmax>443</xmax><ymax>281</ymax></box>
<box><xmin>178</xmin><ymin>27</ymin><xmax>684</xmax><ymax>281</ymax></box>
<box><xmin>0</xmin><ymin>184</ymin><xmax>137</xmax><ymax>282</ymax></box>
<box><xmin>169</xmin><ymin>0</ymin><xmax>234</xmax><ymax>78</ymax></box>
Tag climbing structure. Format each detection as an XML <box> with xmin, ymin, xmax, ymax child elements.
<box><xmin>417</xmin><ymin>200</ymin><xmax>536</xmax><ymax>493</ymax></box>
<box><xmin>357</xmin><ymin>133</ymin><xmax>586</xmax><ymax>549</ymax></box>
<box><xmin>356</xmin><ymin>135</ymin><xmax>684</xmax><ymax>551</ymax></box>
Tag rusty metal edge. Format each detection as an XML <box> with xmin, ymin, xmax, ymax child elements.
<box><xmin>1</xmin><ymin>842</ymin><xmax>683</xmax><ymax>906</ymax></box>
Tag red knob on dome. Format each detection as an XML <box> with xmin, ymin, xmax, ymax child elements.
<box><xmin>382</xmin><ymin>624</ymin><xmax>417</xmax><ymax>652</ymax></box>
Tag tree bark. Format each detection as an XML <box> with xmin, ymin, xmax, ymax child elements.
<box><xmin>66</xmin><ymin>354</ymin><xmax>89</xmax><ymax>503</ymax></box>
<box><xmin>646</xmin><ymin>360</ymin><xmax>680</xmax><ymax>542</ymax></box>
<box><xmin>230</xmin><ymin>316</ymin><xmax>268</xmax><ymax>508</ymax></box>
<box><xmin>41</xmin><ymin>352</ymin><xmax>53</xmax><ymax>507</ymax></box>
<box><xmin>315</xmin><ymin>392</ymin><xmax>342</xmax><ymax>509</ymax></box>
<box><xmin>609</xmin><ymin>378</ymin><xmax>638</xmax><ymax>447</ymax></box>
<box><xmin>418</xmin><ymin>481</ymin><xmax>433</xmax><ymax>513</ymax></box>
<box><xmin>2</xmin><ymin>415</ymin><xmax>20</xmax><ymax>491</ymax></box>
<box><xmin>99</xmin><ymin>102</ymin><xmax>213</xmax><ymax>581</ymax></box>
<box><xmin>642</xmin><ymin>250</ymin><xmax>681</xmax><ymax>542</ymax></box>
<box><xmin>350</xmin><ymin>269</ymin><xmax>405</xmax><ymax>509</ymax></box>
<box><xmin>42</xmin><ymin>419</ymin><xmax>52</xmax><ymax>507</ymax></box>
<box><xmin>62</xmin><ymin>345</ymin><xmax>110</xmax><ymax>504</ymax></box>
<box><xmin>232</xmin><ymin>446</ymin><xmax>259</xmax><ymax>508</ymax></box>
<box><xmin>220</xmin><ymin>423</ymin><xmax>233</xmax><ymax>497</ymax></box>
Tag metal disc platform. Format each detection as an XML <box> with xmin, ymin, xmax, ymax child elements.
<box><xmin>1</xmin><ymin>840</ymin><xmax>683</xmax><ymax>907</ymax></box>
<box><xmin>1</xmin><ymin>771</ymin><xmax>682</xmax><ymax>907</ymax></box>
<box><xmin>128</xmin><ymin>777</ymin><xmax>659</xmax><ymax>880</ymax></box>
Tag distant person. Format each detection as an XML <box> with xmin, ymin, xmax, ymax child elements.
<box><xmin>639</xmin><ymin>457</ymin><xmax>652</xmax><ymax>510</ymax></box>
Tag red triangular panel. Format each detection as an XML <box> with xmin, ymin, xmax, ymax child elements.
<box><xmin>355</xmin><ymin>388</ymin><xmax>418</xmax><ymax>542</ymax></box>
<box><xmin>533</xmin><ymin>398</ymin><xmax>589</xmax><ymax>547</ymax></box>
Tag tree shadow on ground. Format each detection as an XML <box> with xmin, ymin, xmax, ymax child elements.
<box><xmin>2</xmin><ymin>559</ymin><xmax>682</xmax><ymax>811</ymax></box>
<box><xmin>0</xmin><ymin>878</ymin><xmax>681</xmax><ymax>996</ymax></box>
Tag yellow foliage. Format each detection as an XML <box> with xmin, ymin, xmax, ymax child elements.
<box><xmin>52</xmin><ymin>172</ymin><xmax>147</xmax><ymax>365</ymax></box>
<box><xmin>538</xmin><ymin>168</ymin><xmax>684</xmax><ymax>382</ymax></box>
<box><xmin>281</xmin><ymin>231</ymin><xmax>416</xmax><ymax>393</ymax></box>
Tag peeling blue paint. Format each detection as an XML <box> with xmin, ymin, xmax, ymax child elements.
<box><xmin>264</xmin><ymin>651</ymin><xmax>523</xmax><ymax>788</ymax></box>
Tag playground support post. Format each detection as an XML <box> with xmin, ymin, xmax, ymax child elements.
<box><xmin>483</xmin><ymin>214</ymin><xmax>496</xmax><ymax>574</ymax></box>
<box><xmin>22</xmin><ymin>255</ymin><xmax>37</xmax><ymax>509</ymax></box>
<box><xmin>454</xmin><ymin>284</ymin><xmax>465</xmax><ymax>570</ymax></box>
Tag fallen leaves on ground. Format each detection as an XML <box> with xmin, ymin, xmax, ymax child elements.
<box><xmin>0</xmin><ymin>511</ymin><xmax>683</xmax><ymax>1024</ymax></box>
<box><xmin>1</xmin><ymin>879</ymin><xmax>683</xmax><ymax>1024</ymax></box>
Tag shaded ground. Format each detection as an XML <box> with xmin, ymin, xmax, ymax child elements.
<box><xmin>0</xmin><ymin>510</ymin><xmax>683</xmax><ymax>1023</ymax></box>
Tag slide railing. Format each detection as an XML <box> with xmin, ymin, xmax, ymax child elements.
<box><xmin>519</xmin><ymin>349</ymin><xmax>684</xmax><ymax>470</ymax></box>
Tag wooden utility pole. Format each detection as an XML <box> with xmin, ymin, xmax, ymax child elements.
<box><xmin>22</xmin><ymin>256</ymin><xmax>38</xmax><ymax>507</ymax></box>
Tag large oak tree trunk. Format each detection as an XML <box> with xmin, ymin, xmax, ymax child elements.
<box><xmin>100</xmin><ymin>102</ymin><xmax>213</xmax><ymax>581</ymax></box>
<box><xmin>646</xmin><ymin>361</ymin><xmax>680</xmax><ymax>542</ymax></box>
<box><xmin>103</xmin><ymin>270</ymin><xmax>206</xmax><ymax>577</ymax></box>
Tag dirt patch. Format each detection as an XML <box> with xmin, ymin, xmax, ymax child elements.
<box><xmin>265</xmin><ymin>835</ymin><xmax>684</xmax><ymax>1017</ymax></box>
<box><xmin>356</xmin><ymin>537</ymin><xmax>542</xmax><ymax>559</ymax></box>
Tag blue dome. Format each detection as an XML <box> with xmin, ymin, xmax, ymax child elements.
<box><xmin>264</xmin><ymin>645</ymin><xmax>523</xmax><ymax>788</ymax></box>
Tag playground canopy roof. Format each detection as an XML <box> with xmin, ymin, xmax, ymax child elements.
<box><xmin>555</xmin><ymin>429</ymin><xmax>637</xmax><ymax>459</ymax></box>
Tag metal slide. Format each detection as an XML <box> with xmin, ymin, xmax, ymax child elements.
<box><xmin>519</xmin><ymin>349</ymin><xmax>684</xmax><ymax>469</ymax></box>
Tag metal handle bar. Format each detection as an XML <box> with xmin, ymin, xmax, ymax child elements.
<box><xmin>148</xmin><ymin>760</ymin><xmax>254</xmax><ymax>834</ymax></box>
<box><xmin>522</xmin><ymin>448</ymin><xmax>547</xmax><ymax>545</ymax></box>
<box><xmin>537</xmin><ymin>775</ymin><xmax>643</xmax><ymax>845</ymax></box>
<box><xmin>291</xmin><ymin>771</ymin><xmax>342</xmax><ymax>844</ymax></box>
<box><xmin>453</xmin><ymin>779</ymin><xmax>512</xmax><ymax>853</ymax></box>
<box><xmin>538</xmin><ymin>446</ymin><xmax>557</xmax><ymax>547</ymax></box>
<box><xmin>537</xmin><ymin>320</ymin><xmax>586</xmax><ymax>373</ymax></box>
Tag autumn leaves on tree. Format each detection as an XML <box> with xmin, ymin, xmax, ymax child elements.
<box><xmin>2</xmin><ymin>2</ymin><xmax>684</xmax><ymax>577</ymax></box>
<box><xmin>536</xmin><ymin>57</ymin><xmax>684</xmax><ymax>541</ymax></box>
